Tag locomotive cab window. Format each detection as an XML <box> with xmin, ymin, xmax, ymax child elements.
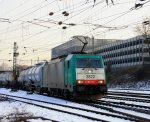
<box><xmin>67</xmin><ymin>61</ymin><xmax>70</xmax><ymax>68</ymax></box>
<box><xmin>77</xmin><ymin>58</ymin><xmax>102</xmax><ymax>68</ymax></box>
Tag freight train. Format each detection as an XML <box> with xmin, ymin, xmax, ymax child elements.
<box><xmin>0</xmin><ymin>54</ymin><xmax>107</xmax><ymax>100</ymax></box>
<box><xmin>0</xmin><ymin>36</ymin><xmax>107</xmax><ymax>100</ymax></box>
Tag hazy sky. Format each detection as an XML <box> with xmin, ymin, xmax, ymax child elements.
<box><xmin>0</xmin><ymin>0</ymin><xmax>150</xmax><ymax>67</ymax></box>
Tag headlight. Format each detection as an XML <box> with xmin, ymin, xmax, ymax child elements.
<box><xmin>98</xmin><ymin>80</ymin><xmax>103</xmax><ymax>84</ymax></box>
<box><xmin>77</xmin><ymin>80</ymin><xmax>84</xmax><ymax>84</ymax></box>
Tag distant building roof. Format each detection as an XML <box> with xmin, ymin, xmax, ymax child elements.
<box><xmin>51</xmin><ymin>35</ymin><xmax>120</xmax><ymax>59</ymax></box>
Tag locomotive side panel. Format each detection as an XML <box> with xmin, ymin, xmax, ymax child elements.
<box><xmin>43</xmin><ymin>60</ymin><xmax>65</xmax><ymax>89</ymax></box>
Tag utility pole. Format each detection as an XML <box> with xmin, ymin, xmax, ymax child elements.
<box><xmin>13</xmin><ymin>42</ymin><xmax>19</xmax><ymax>90</ymax></box>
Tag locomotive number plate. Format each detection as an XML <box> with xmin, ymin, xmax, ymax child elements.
<box><xmin>86</xmin><ymin>75</ymin><xmax>95</xmax><ymax>79</ymax></box>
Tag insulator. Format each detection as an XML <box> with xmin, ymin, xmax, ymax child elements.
<box><xmin>58</xmin><ymin>21</ymin><xmax>63</xmax><ymax>25</ymax></box>
<box><xmin>62</xmin><ymin>11</ymin><xmax>67</xmax><ymax>14</ymax></box>
<box><xmin>62</xmin><ymin>26</ymin><xmax>67</xmax><ymax>29</ymax></box>
<box><xmin>64</xmin><ymin>12</ymin><xmax>69</xmax><ymax>16</ymax></box>
<box><xmin>49</xmin><ymin>12</ymin><xmax>54</xmax><ymax>16</ymax></box>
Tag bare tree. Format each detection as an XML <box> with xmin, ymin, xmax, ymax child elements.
<box><xmin>134</xmin><ymin>17</ymin><xmax>150</xmax><ymax>56</ymax></box>
<box><xmin>134</xmin><ymin>17</ymin><xmax>150</xmax><ymax>37</ymax></box>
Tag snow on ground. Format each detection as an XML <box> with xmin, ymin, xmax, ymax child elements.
<box><xmin>108</xmin><ymin>80</ymin><xmax>150</xmax><ymax>91</ymax></box>
<box><xmin>0</xmin><ymin>88</ymin><xmax>150</xmax><ymax>122</ymax></box>
<box><xmin>0</xmin><ymin>88</ymin><xmax>118</xmax><ymax>115</ymax></box>
<box><xmin>0</xmin><ymin>88</ymin><xmax>131</xmax><ymax>122</ymax></box>
<box><xmin>0</xmin><ymin>101</ymin><xmax>93</xmax><ymax>122</ymax></box>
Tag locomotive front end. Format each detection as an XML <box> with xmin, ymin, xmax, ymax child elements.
<box><xmin>75</xmin><ymin>56</ymin><xmax>107</xmax><ymax>100</ymax></box>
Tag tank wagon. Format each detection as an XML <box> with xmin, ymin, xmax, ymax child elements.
<box><xmin>18</xmin><ymin>62</ymin><xmax>46</xmax><ymax>90</ymax></box>
<box><xmin>0</xmin><ymin>72</ymin><xmax>13</xmax><ymax>87</ymax></box>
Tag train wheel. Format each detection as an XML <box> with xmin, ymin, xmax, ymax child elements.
<box><xmin>39</xmin><ymin>88</ymin><xmax>43</xmax><ymax>94</ymax></box>
<box><xmin>64</xmin><ymin>90</ymin><xmax>71</xmax><ymax>99</ymax></box>
<box><xmin>47</xmin><ymin>91</ymin><xmax>51</xmax><ymax>96</ymax></box>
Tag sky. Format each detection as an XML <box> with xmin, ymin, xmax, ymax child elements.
<box><xmin>0</xmin><ymin>0</ymin><xmax>150</xmax><ymax>68</ymax></box>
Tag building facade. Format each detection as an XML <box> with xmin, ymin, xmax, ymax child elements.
<box><xmin>87</xmin><ymin>36</ymin><xmax>150</xmax><ymax>70</ymax></box>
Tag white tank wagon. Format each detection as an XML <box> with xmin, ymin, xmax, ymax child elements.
<box><xmin>0</xmin><ymin>72</ymin><xmax>13</xmax><ymax>87</ymax></box>
<box><xmin>0</xmin><ymin>73</ymin><xmax>5</xmax><ymax>86</ymax></box>
<box><xmin>5</xmin><ymin>72</ymin><xmax>13</xmax><ymax>82</ymax></box>
<box><xmin>18</xmin><ymin>70</ymin><xmax>25</xmax><ymax>82</ymax></box>
<box><xmin>18</xmin><ymin>62</ymin><xmax>47</xmax><ymax>88</ymax></box>
<box><xmin>0</xmin><ymin>73</ymin><xmax>3</xmax><ymax>82</ymax></box>
<box><xmin>18</xmin><ymin>70</ymin><xmax>28</xmax><ymax>87</ymax></box>
<box><xmin>0</xmin><ymin>73</ymin><xmax>6</xmax><ymax>84</ymax></box>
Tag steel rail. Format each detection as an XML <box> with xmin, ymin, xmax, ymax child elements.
<box><xmin>83</xmin><ymin>102</ymin><xmax>150</xmax><ymax>122</ymax></box>
<box><xmin>96</xmin><ymin>100</ymin><xmax>150</xmax><ymax>115</ymax></box>
<box><xmin>99</xmin><ymin>99</ymin><xmax>150</xmax><ymax>109</ymax></box>
<box><xmin>108</xmin><ymin>91</ymin><xmax>150</xmax><ymax>99</ymax></box>
<box><xmin>104</xmin><ymin>95</ymin><xmax>150</xmax><ymax>103</ymax></box>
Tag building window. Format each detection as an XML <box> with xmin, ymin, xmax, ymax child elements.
<box><xmin>137</xmin><ymin>40</ymin><xmax>140</xmax><ymax>45</ymax></box>
<box><xmin>129</xmin><ymin>58</ymin><xmax>132</xmax><ymax>62</ymax></box>
<box><xmin>130</xmin><ymin>41</ymin><xmax>133</xmax><ymax>46</ymax></box>
<box><xmin>139</xmin><ymin>39</ymin><xmax>143</xmax><ymax>44</ymax></box>
<box><xmin>133</xmin><ymin>41</ymin><xmax>136</xmax><ymax>46</ymax></box>
<box><xmin>140</xmin><ymin>57</ymin><xmax>142</xmax><ymax>61</ymax></box>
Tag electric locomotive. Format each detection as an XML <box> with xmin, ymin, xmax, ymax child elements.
<box><xmin>40</xmin><ymin>54</ymin><xmax>107</xmax><ymax>100</ymax></box>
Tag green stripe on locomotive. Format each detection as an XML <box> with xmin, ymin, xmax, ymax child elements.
<box><xmin>64</xmin><ymin>54</ymin><xmax>105</xmax><ymax>92</ymax></box>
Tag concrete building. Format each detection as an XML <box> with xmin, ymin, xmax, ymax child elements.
<box><xmin>87</xmin><ymin>36</ymin><xmax>150</xmax><ymax>70</ymax></box>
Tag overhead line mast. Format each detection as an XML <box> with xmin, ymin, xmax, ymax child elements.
<box><xmin>13</xmin><ymin>42</ymin><xmax>19</xmax><ymax>82</ymax></box>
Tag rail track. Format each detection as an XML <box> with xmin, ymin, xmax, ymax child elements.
<box><xmin>83</xmin><ymin>101</ymin><xmax>150</xmax><ymax>122</ymax></box>
<box><xmin>99</xmin><ymin>99</ymin><xmax>150</xmax><ymax>110</ymax></box>
<box><xmin>104</xmin><ymin>94</ymin><xmax>150</xmax><ymax>103</ymax></box>
<box><xmin>108</xmin><ymin>91</ymin><xmax>150</xmax><ymax>99</ymax></box>
<box><xmin>95</xmin><ymin>100</ymin><xmax>150</xmax><ymax>114</ymax></box>
<box><xmin>0</xmin><ymin>93</ymin><xmax>150</xmax><ymax>122</ymax></box>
